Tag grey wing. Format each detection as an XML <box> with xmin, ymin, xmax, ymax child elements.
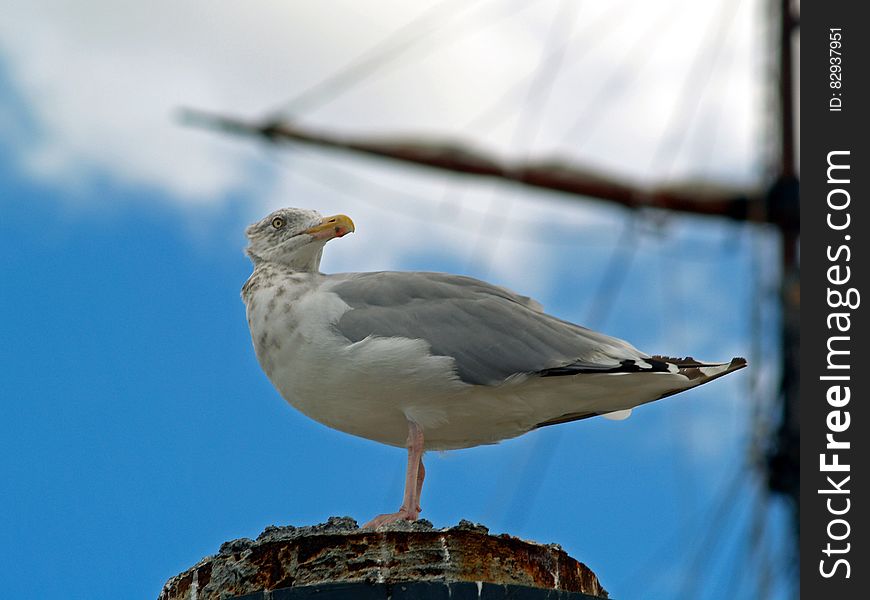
<box><xmin>326</xmin><ymin>271</ymin><xmax>654</xmax><ymax>386</ymax></box>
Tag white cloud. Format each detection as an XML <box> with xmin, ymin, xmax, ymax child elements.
<box><xmin>1</xmin><ymin>0</ymin><xmax>762</xmax><ymax>204</ymax></box>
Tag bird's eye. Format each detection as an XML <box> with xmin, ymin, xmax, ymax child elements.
<box><xmin>271</xmin><ymin>217</ymin><xmax>285</xmax><ymax>229</ymax></box>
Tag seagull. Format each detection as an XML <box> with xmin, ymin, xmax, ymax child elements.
<box><xmin>241</xmin><ymin>207</ymin><xmax>746</xmax><ymax>528</ymax></box>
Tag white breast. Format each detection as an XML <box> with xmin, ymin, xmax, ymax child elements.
<box><xmin>245</xmin><ymin>275</ymin><xmax>473</xmax><ymax>448</ymax></box>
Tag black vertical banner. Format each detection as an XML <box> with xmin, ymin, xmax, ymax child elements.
<box><xmin>802</xmin><ymin>0</ymin><xmax>869</xmax><ymax>597</ymax></box>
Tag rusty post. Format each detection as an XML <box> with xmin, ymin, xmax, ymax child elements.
<box><xmin>158</xmin><ymin>517</ymin><xmax>608</xmax><ymax>599</ymax></box>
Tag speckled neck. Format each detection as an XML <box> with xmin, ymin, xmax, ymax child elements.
<box><xmin>241</xmin><ymin>262</ymin><xmax>319</xmax><ymax>305</ymax></box>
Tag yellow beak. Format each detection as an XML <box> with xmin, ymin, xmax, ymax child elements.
<box><xmin>304</xmin><ymin>214</ymin><xmax>355</xmax><ymax>240</ymax></box>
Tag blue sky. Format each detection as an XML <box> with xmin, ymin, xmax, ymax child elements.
<box><xmin>1</xmin><ymin>2</ymin><xmax>793</xmax><ymax>598</ymax></box>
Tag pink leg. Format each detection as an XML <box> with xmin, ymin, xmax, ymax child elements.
<box><xmin>415</xmin><ymin>459</ymin><xmax>425</xmax><ymax>513</ymax></box>
<box><xmin>362</xmin><ymin>421</ymin><xmax>426</xmax><ymax>529</ymax></box>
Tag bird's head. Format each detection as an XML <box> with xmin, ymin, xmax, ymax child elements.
<box><xmin>245</xmin><ymin>207</ymin><xmax>355</xmax><ymax>271</ymax></box>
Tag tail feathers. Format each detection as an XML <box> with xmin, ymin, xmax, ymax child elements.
<box><xmin>533</xmin><ymin>356</ymin><xmax>747</xmax><ymax>429</ymax></box>
<box><xmin>538</xmin><ymin>355</ymin><xmax>747</xmax><ymax>378</ymax></box>
<box><xmin>652</xmin><ymin>356</ymin><xmax>748</xmax><ymax>393</ymax></box>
